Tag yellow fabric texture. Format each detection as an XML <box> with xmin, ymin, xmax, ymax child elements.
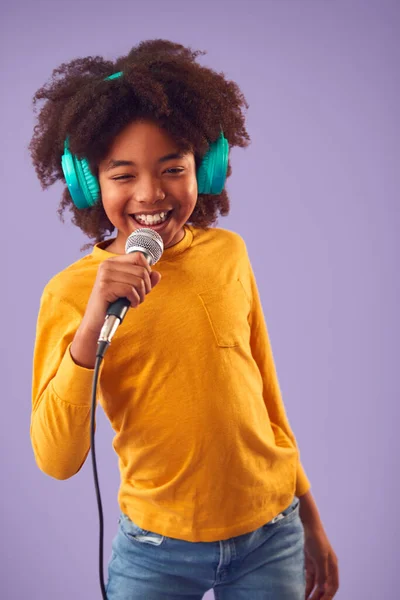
<box><xmin>31</xmin><ymin>225</ymin><xmax>311</xmax><ymax>542</ymax></box>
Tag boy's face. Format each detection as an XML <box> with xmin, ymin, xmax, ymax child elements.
<box><xmin>98</xmin><ymin>119</ymin><xmax>198</xmax><ymax>252</ymax></box>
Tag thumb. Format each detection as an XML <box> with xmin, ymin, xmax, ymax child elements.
<box><xmin>150</xmin><ymin>271</ymin><xmax>162</xmax><ymax>287</ymax></box>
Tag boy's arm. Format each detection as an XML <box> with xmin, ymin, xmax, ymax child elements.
<box><xmin>298</xmin><ymin>488</ymin><xmax>323</xmax><ymax>527</ymax></box>
<box><xmin>31</xmin><ymin>288</ymin><xmax>100</xmax><ymax>480</ymax></box>
<box><xmin>243</xmin><ymin>246</ymin><xmax>339</xmax><ymax>595</ymax></box>
<box><xmin>245</xmin><ymin>252</ymin><xmax>311</xmax><ymax>497</ymax></box>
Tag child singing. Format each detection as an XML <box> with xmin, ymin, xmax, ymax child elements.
<box><xmin>30</xmin><ymin>39</ymin><xmax>338</xmax><ymax>599</ymax></box>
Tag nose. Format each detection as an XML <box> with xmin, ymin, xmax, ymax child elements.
<box><xmin>134</xmin><ymin>173</ymin><xmax>166</xmax><ymax>204</ymax></box>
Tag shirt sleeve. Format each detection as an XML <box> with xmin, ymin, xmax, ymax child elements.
<box><xmin>30</xmin><ymin>288</ymin><xmax>102</xmax><ymax>480</ymax></box>
<box><xmin>245</xmin><ymin>252</ymin><xmax>311</xmax><ymax>497</ymax></box>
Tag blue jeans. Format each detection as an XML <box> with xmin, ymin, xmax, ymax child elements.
<box><xmin>105</xmin><ymin>496</ymin><xmax>305</xmax><ymax>599</ymax></box>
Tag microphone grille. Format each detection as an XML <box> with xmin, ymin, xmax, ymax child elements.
<box><xmin>125</xmin><ymin>228</ymin><xmax>164</xmax><ymax>265</ymax></box>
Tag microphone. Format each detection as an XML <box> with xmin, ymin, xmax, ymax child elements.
<box><xmin>96</xmin><ymin>228</ymin><xmax>164</xmax><ymax>358</ymax></box>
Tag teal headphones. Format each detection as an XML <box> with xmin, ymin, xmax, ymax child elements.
<box><xmin>61</xmin><ymin>71</ymin><xmax>229</xmax><ymax>210</ymax></box>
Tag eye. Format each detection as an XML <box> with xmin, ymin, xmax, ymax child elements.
<box><xmin>165</xmin><ymin>168</ymin><xmax>185</xmax><ymax>175</ymax></box>
<box><xmin>111</xmin><ymin>168</ymin><xmax>184</xmax><ymax>181</ymax></box>
<box><xmin>112</xmin><ymin>175</ymin><xmax>133</xmax><ymax>181</ymax></box>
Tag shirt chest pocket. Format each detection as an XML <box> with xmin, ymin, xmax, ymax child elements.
<box><xmin>197</xmin><ymin>279</ymin><xmax>251</xmax><ymax>348</ymax></box>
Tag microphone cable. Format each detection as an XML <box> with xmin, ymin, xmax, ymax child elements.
<box><xmin>90</xmin><ymin>341</ymin><xmax>109</xmax><ymax>600</ymax></box>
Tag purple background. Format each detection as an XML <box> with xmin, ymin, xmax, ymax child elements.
<box><xmin>1</xmin><ymin>0</ymin><xmax>398</xmax><ymax>598</ymax></box>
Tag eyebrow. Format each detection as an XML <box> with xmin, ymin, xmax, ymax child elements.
<box><xmin>105</xmin><ymin>152</ymin><xmax>186</xmax><ymax>171</ymax></box>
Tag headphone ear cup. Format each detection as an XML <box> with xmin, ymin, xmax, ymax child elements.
<box><xmin>61</xmin><ymin>141</ymin><xmax>100</xmax><ymax>209</ymax></box>
<box><xmin>61</xmin><ymin>71</ymin><xmax>123</xmax><ymax>209</ymax></box>
<box><xmin>197</xmin><ymin>132</ymin><xmax>229</xmax><ymax>195</ymax></box>
<box><xmin>74</xmin><ymin>157</ymin><xmax>100</xmax><ymax>208</ymax></box>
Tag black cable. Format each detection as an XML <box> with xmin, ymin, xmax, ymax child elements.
<box><xmin>90</xmin><ymin>341</ymin><xmax>109</xmax><ymax>600</ymax></box>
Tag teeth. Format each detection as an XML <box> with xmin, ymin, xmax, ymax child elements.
<box><xmin>135</xmin><ymin>211</ymin><xmax>170</xmax><ymax>225</ymax></box>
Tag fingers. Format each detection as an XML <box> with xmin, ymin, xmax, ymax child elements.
<box><xmin>106</xmin><ymin>254</ymin><xmax>152</xmax><ymax>279</ymax></box>
<box><xmin>97</xmin><ymin>256</ymin><xmax>155</xmax><ymax>303</ymax></box>
<box><xmin>321</xmin><ymin>552</ymin><xmax>339</xmax><ymax>599</ymax></box>
<box><xmin>111</xmin><ymin>251</ymin><xmax>152</xmax><ymax>273</ymax></box>
<box><xmin>308</xmin><ymin>585</ymin><xmax>324</xmax><ymax>600</ymax></box>
<box><xmin>110</xmin><ymin>280</ymin><xmax>159</xmax><ymax>308</ymax></box>
<box><xmin>106</xmin><ymin>258</ymin><xmax>152</xmax><ymax>281</ymax></box>
<box><xmin>97</xmin><ymin>271</ymin><xmax>151</xmax><ymax>302</ymax></box>
<box><xmin>103</xmin><ymin>267</ymin><xmax>152</xmax><ymax>295</ymax></box>
<box><xmin>307</xmin><ymin>554</ymin><xmax>328</xmax><ymax>600</ymax></box>
<box><xmin>150</xmin><ymin>270</ymin><xmax>162</xmax><ymax>287</ymax></box>
<box><xmin>306</xmin><ymin>552</ymin><xmax>339</xmax><ymax>600</ymax></box>
<box><xmin>305</xmin><ymin>554</ymin><xmax>316</xmax><ymax>598</ymax></box>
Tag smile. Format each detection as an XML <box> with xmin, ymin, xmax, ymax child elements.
<box><xmin>133</xmin><ymin>210</ymin><xmax>172</xmax><ymax>225</ymax></box>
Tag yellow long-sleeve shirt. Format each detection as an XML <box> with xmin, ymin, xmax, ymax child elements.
<box><xmin>31</xmin><ymin>224</ymin><xmax>310</xmax><ymax>542</ymax></box>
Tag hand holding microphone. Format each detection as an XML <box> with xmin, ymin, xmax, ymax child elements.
<box><xmin>70</xmin><ymin>229</ymin><xmax>164</xmax><ymax>367</ymax></box>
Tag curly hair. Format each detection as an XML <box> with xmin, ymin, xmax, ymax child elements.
<box><xmin>29</xmin><ymin>39</ymin><xmax>251</xmax><ymax>247</ymax></box>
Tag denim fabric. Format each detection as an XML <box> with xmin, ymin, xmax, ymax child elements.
<box><xmin>105</xmin><ymin>496</ymin><xmax>305</xmax><ymax>599</ymax></box>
